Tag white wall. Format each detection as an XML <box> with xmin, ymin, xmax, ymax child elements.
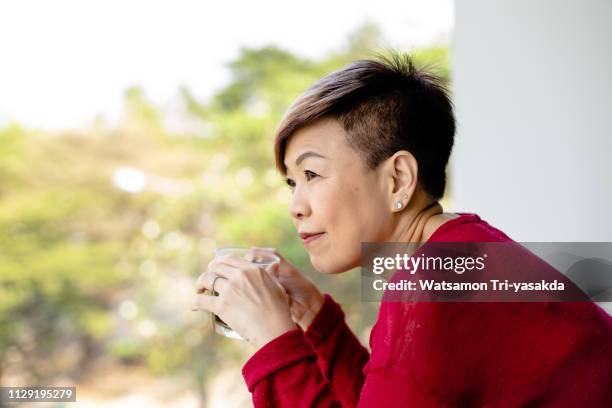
<box><xmin>451</xmin><ymin>0</ymin><xmax>612</xmax><ymax>241</ymax></box>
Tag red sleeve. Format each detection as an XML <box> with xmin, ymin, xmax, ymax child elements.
<box><xmin>242</xmin><ymin>329</ymin><xmax>343</xmax><ymax>407</ymax></box>
<box><xmin>241</xmin><ymin>294</ymin><xmax>369</xmax><ymax>407</ymax></box>
<box><xmin>303</xmin><ymin>293</ymin><xmax>370</xmax><ymax>407</ymax></box>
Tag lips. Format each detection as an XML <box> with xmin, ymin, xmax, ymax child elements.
<box><xmin>299</xmin><ymin>232</ymin><xmax>325</xmax><ymax>245</ymax></box>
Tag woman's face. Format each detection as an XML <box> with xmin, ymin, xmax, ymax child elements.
<box><xmin>284</xmin><ymin>117</ymin><xmax>393</xmax><ymax>274</ymax></box>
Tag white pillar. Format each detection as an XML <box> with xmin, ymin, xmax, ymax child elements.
<box><xmin>451</xmin><ymin>0</ymin><xmax>612</xmax><ymax>241</ymax></box>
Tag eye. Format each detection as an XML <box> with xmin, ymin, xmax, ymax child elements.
<box><xmin>285</xmin><ymin>170</ymin><xmax>319</xmax><ymax>191</ymax></box>
<box><xmin>304</xmin><ymin>170</ymin><xmax>319</xmax><ymax>181</ymax></box>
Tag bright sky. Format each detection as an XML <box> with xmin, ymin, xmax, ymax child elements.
<box><xmin>0</xmin><ymin>0</ymin><xmax>453</xmax><ymax>130</ymax></box>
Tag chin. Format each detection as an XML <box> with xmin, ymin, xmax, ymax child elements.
<box><xmin>309</xmin><ymin>254</ymin><xmax>356</xmax><ymax>275</ymax></box>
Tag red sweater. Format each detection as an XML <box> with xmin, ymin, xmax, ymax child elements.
<box><xmin>242</xmin><ymin>213</ymin><xmax>612</xmax><ymax>407</ymax></box>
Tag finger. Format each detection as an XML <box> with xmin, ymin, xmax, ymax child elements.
<box><xmin>208</xmin><ymin>258</ymin><xmax>245</xmax><ymax>278</ymax></box>
<box><xmin>195</xmin><ymin>272</ymin><xmax>211</xmax><ymax>294</ymax></box>
<box><xmin>195</xmin><ymin>272</ymin><xmax>230</xmax><ymax>294</ymax></box>
<box><xmin>263</xmin><ymin>261</ymin><xmax>281</xmax><ymax>280</ymax></box>
<box><xmin>191</xmin><ymin>293</ymin><xmax>220</xmax><ymax>312</ymax></box>
<box><xmin>269</xmin><ymin>269</ymin><xmax>288</xmax><ymax>294</ymax></box>
<box><xmin>195</xmin><ymin>271</ymin><xmax>213</xmax><ymax>293</ymax></box>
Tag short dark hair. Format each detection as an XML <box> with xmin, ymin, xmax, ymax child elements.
<box><xmin>274</xmin><ymin>52</ymin><xmax>455</xmax><ymax>200</ymax></box>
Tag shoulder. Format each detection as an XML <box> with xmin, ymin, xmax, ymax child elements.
<box><xmin>429</xmin><ymin>212</ymin><xmax>513</xmax><ymax>243</ymax></box>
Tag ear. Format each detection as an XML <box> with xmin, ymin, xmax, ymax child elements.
<box><xmin>382</xmin><ymin>150</ymin><xmax>419</xmax><ymax>212</ymax></box>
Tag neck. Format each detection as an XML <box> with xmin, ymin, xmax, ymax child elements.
<box><xmin>390</xmin><ymin>199</ymin><xmax>444</xmax><ymax>243</ymax></box>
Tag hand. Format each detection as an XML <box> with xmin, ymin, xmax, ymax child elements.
<box><xmin>192</xmin><ymin>254</ymin><xmax>296</xmax><ymax>350</ymax></box>
<box><xmin>246</xmin><ymin>247</ymin><xmax>325</xmax><ymax>331</ymax></box>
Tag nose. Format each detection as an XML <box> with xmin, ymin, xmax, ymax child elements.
<box><xmin>289</xmin><ymin>185</ymin><xmax>311</xmax><ymax>220</ymax></box>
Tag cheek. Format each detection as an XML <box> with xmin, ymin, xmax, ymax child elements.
<box><xmin>310</xmin><ymin>180</ymin><xmax>380</xmax><ymax>273</ymax></box>
<box><xmin>337</xmin><ymin>179</ymin><xmax>384</xmax><ymax>236</ymax></box>
<box><xmin>315</xmin><ymin>179</ymin><xmax>363</xmax><ymax>237</ymax></box>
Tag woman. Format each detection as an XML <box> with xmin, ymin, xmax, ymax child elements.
<box><xmin>192</xmin><ymin>54</ymin><xmax>612</xmax><ymax>407</ymax></box>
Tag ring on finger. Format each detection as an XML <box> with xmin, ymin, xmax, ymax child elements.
<box><xmin>211</xmin><ymin>275</ymin><xmax>221</xmax><ymax>295</ymax></box>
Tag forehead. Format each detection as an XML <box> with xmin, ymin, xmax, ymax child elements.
<box><xmin>284</xmin><ymin>117</ymin><xmax>351</xmax><ymax>165</ymax></box>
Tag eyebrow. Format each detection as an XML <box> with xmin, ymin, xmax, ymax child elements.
<box><xmin>287</xmin><ymin>151</ymin><xmax>328</xmax><ymax>168</ymax></box>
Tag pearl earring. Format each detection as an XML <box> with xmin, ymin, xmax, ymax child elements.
<box><xmin>403</xmin><ymin>193</ymin><xmax>409</xmax><ymax>199</ymax></box>
<box><xmin>395</xmin><ymin>201</ymin><xmax>403</xmax><ymax>209</ymax></box>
